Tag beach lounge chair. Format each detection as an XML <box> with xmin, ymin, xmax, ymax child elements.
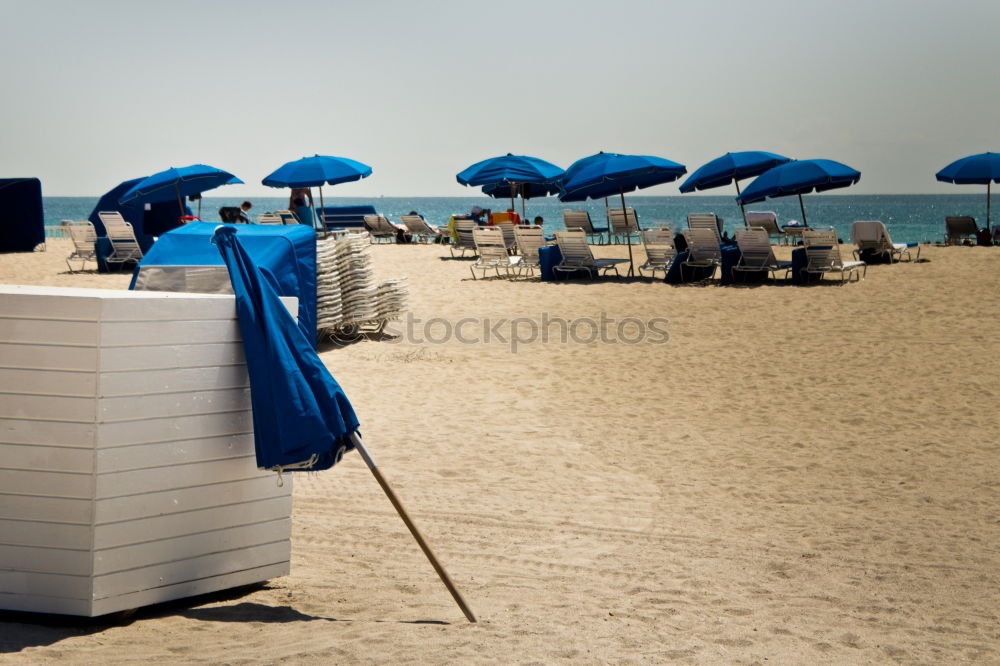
<box><xmin>554</xmin><ymin>229</ymin><xmax>628</xmax><ymax>278</ymax></box>
<box><xmin>687</xmin><ymin>212</ymin><xmax>723</xmax><ymax>244</ymax></box>
<box><xmin>638</xmin><ymin>228</ymin><xmax>676</xmax><ymax>278</ymax></box>
<box><xmin>513</xmin><ymin>226</ymin><xmax>546</xmax><ymax>277</ymax></box>
<box><xmin>450</xmin><ymin>220</ymin><xmax>478</xmax><ymax>257</ymax></box>
<box><xmin>65</xmin><ymin>220</ymin><xmax>98</xmax><ymax>272</ymax></box>
<box><xmin>608</xmin><ymin>207</ymin><xmax>640</xmax><ymax>244</ymax></box>
<box><xmin>494</xmin><ymin>221</ymin><xmax>518</xmax><ymax>254</ymax></box>
<box><xmin>400</xmin><ymin>215</ymin><xmax>442</xmax><ymax>243</ymax></box>
<box><xmin>744</xmin><ymin>211</ymin><xmax>784</xmax><ymax>244</ymax></box>
<box><xmin>851</xmin><ymin>220</ymin><xmax>919</xmax><ymax>262</ymax></box>
<box><xmin>470</xmin><ymin>227</ymin><xmax>518</xmax><ymax>279</ymax></box>
<box><xmin>97</xmin><ymin>211</ymin><xmax>144</xmax><ymax>268</ymax></box>
<box><xmin>944</xmin><ymin>216</ymin><xmax>978</xmax><ymax>245</ymax></box>
<box><xmin>802</xmin><ymin>228</ymin><xmax>866</xmax><ymax>283</ymax></box>
<box><xmin>679</xmin><ymin>227</ymin><xmax>722</xmax><ymax>282</ymax></box>
<box><xmin>732</xmin><ymin>227</ymin><xmax>792</xmax><ymax>283</ymax></box>
<box><xmin>257</xmin><ymin>213</ymin><xmax>283</xmax><ymax>225</ymax></box>
<box><xmin>563</xmin><ymin>210</ymin><xmax>608</xmax><ymax>244</ymax></box>
<box><xmin>276</xmin><ymin>210</ymin><xmax>299</xmax><ymax>225</ymax></box>
<box><xmin>363</xmin><ymin>214</ymin><xmax>399</xmax><ymax>243</ymax></box>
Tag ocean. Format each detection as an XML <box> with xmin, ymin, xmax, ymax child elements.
<box><xmin>42</xmin><ymin>193</ymin><xmax>990</xmax><ymax>245</ymax></box>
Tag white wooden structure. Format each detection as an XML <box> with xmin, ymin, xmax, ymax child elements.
<box><xmin>0</xmin><ymin>285</ymin><xmax>293</xmax><ymax>617</ymax></box>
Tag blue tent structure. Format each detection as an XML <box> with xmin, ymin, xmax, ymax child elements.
<box><xmin>213</xmin><ymin>224</ymin><xmax>477</xmax><ymax>622</ymax></box>
<box><xmin>0</xmin><ymin>178</ymin><xmax>45</xmax><ymax>252</ymax></box>
<box><xmin>129</xmin><ymin>222</ymin><xmax>318</xmax><ymax>343</ymax></box>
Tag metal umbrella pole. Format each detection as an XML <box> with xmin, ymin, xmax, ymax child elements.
<box><xmin>734</xmin><ymin>180</ymin><xmax>747</xmax><ymax>225</ymax></box>
<box><xmin>619</xmin><ymin>187</ymin><xmax>634</xmax><ymax>277</ymax></box>
<box><xmin>349</xmin><ymin>432</ymin><xmax>477</xmax><ymax>623</ymax></box>
<box><xmin>797</xmin><ymin>193</ymin><xmax>809</xmax><ymax>227</ymax></box>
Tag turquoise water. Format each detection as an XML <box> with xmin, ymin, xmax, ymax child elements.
<box><xmin>43</xmin><ymin>193</ymin><xmax>991</xmax><ymax>244</ymax></box>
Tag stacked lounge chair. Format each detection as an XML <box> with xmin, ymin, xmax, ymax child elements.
<box><xmin>314</xmin><ymin>231</ymin><xmax>409</xmax><ymax>337</ymax></box>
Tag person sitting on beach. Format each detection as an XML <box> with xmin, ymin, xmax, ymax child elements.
<box><xmin>238</xmin><ymin>201</ymin><xmax>252</xmax><ymax>223</ymax></box>
<box><xmin>533</xmin><ymin>215</ymin><xmax>544</xmax><ymax>228</ymax></box>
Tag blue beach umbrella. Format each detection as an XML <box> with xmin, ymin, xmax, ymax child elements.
<box><xmin>119</xmin><ymin>164</ymin><xmax>243</xmax><ymax>217</ymax></box>
<box><xmin>935</xmin><ymin>152</ymin><xmax>1000</xmax><ymax>228</ymax></box>
<box><xmin>737</xmin><ymin>158</ymin><xmax>861</xmax><ymax>227</ymax></box>
<box><xmin>263</xmin><ymin>154</ymin><xmax>373</xmax><ymax>231</ymax></box>
<box><xmin>679</xmin><ymin>151</ymin><xmax>792</xmax><ymax>223</ymax></box>
<box><xmin>457</xmin><ymin>153</ymin><xmax>564</xmax><ymax>217</ymax></box>
<box><xmin>559</xmin><ymin>152</ymin><xmax>687</xmax><ymax>276</ymax></box>
<box><xmin>212</xmin><ymin>224</ymin><xmax>476</xmax><ymax>623</ymax></box>
<box><xmin>212</xmin><ymin>224</ymin><xmax>358</xmax><ymax>472</ymax></box>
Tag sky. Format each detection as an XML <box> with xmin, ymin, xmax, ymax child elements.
<box><xmin>1</xmin><ymin>0</ymin><xmax>997</xmax><ymax>198</ymax></box>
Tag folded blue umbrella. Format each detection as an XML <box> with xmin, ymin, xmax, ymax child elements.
<box><xmin>213</xmin><ymin>225</ymin><xmax>359</xmax><ymax>472</ymax></box>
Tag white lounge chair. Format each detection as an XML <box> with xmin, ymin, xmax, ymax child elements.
<box><xmin>687</xmin><ymin>212</ymin><xmax>723</xmax><ymax>244</ymax></box>
<box><xmin>450</xmin><ymin>220</ymin><xmax>478</xmax><ymax>257</ymax></box>
<box><xmin>494</xmin><ymin>221</ymin><xmax>518</xmax><ymax>254</ymax></box>
<box><xmin>802</xmin><ymin>228</ymin><xmax>866</xmax><ymax>283</ymax></box>
<box><xmin>608</xmin><ymin>207</ymin><xmax>640</xmax><ymax>244</ymax></box>
<box><xmin>470</xmin><ymin>227</ymin><xmax>518</xmax><ymax>279</ymax></box>
<box><xmin>363</xmin><ymin>214</ymin><xmax>399</xmax><ymax>243</ymax></box>
<box><xmin>563</xmin><ymin>210</ymin><xmax>608</xmax><ymax>244</ymax></box>
<box><xmin>97</xmin><ymin>211</ymin><xmax>144</xmax><ymax>268</ymax></box>
<box><xmin>513</xmin><ymin>226</ymin><xmax>546</xmax><ymax>277</ymax></box>
<box><xmin>638</xmin><ymin>228</ymin><xmax>676</xmax><ymax>278</ymax></box>
<box><xmin>554</xmin><ymin>230</ymin><xmax>628</xmax><ymax>278</ymax></box>
<box><xmin>744</xmin><ymin>211</ymin><xmax>784</xmax><ymax>245</ymax></box>
<box><xmin>65</xmin><ymin>220</ymin><xmax>98</xmax><ymax>273</ymax></box>
<box><xmin>257</xmin><ymin>213</ymin><xmax>283</xmax><ymax>225</ymax></box>
<box><xmin>276</xmin><ymin>210</ymin><xmax>299</xmax><ymax>225</ymax></box>
<box><xmin>400</xmin><ymin>215</ymin><xmax>442</xmax><ymax>243</ymax></box>
<box><xmin>733</xmin><ymin>227</ymin><xmax>792</xmax><ymax>283</ymax></box>
<box><xmin>679</xmin><ymin>227</ymin><xmax>722</xmax><ymax>282</ymax></box>
<box><xmin>851</xmin><ymin>220</ymin><xmax>919</xmax><ymax>262</ymax></box>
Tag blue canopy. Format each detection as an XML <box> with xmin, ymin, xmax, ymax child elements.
<box><xmin>212</xmin><ymin>225</ymin><xmax>359</xmax><ymax>472</ymax></box>
<box><xmin>456</xmin><ymin>153</ymin><xmax>564</xmax><ymax>187</ymax></box>
<box><xmin>558</xmin><ymin>152</ymin><xmax>687</xmax><ymax>202</ymax></box>
<box><xmin>263</xmin><ymin>154</ymin><xmax>373</xmax><ymax>188</ymax></box>
<box><xmin>679</xmin><ymin>151</ymin><xmax>791</xmax><ymax>193</ymax></box>
<box><xmin>131</xmin><ymin>222</ymin><xmax>317</xmax><ymax>341</ymax></box>
<box><xmin>119</xmin><ymin>164</ymin><xmax>243</xmax><ymax>207</ymax></box>
<box><xmin>0</xmin><ymin>178</ymin><xmax>44</xmax><ymax>252</ymax></box>
<box><xmin>736</xmin><ymin>159</ymin><xmax>861</xmax><ymax>205</ymax></box>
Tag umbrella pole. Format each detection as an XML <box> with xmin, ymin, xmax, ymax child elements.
<box><xmin>349</xmin><ymin>432</ymin><xmax>477</xmax><ymax>623</ymax></box>
<box><xmin>318</xmin><ymin>186</ymin><xmax>327</xmax><ymax>238</ymax></box>
<box><xmin>988</xmin><ymin>181</ymin><xmax>992</xmax><ymax>233</ymax></box>
<box><xmin>175</xmin><ymin>183</ymin><xmax>184</xmax><ymax>221</ymax></box>
<box><xmin>620</xmin><ymin>188</ymin><xmax>633</xmax><ymax>276</ymax></box>
<box><xmin>509</xmin><ymin>182</ymin><xmax>516</xmax><ymax>215</ymax></box>
<box><xmin>604</xmin><ymin>197</ymin><xmax>610</xmax><ymax>244</ymax></box>
<box><xmin>797</xmin><ymin>193</ymin><xmax>809</xmax><ymax>227</ymax></box>
<box><xmin>735</xmin><ymin>180</ymin><xmax>747</xmax><ymax>226</ymax></box>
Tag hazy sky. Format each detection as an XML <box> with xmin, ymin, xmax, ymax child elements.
<box><xmin>1</xmin><ymin>0</ymin><xmax>997</xmax><ymax>197</ymax></box>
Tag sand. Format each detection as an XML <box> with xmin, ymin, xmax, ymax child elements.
<box><xmin>2</xmin><ymin>238</ymin><xmax>999</xmax><ymax>664</ymax></box>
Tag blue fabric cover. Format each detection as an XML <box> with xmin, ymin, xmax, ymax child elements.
<box><xmin>131</xmin><ymin>222</ymin><xmax>317</xmax><ymax>342</ymax></box>
<box><xmin>317</xmin><ymin>205</ymin><xmax>377</xmax><ymax>229</ymax></box>
<box><xmin>936</xmin><ymin>152</ymin><xmax>1000</xmax><ymax>184</ymax></box>
<box><xmin>118</xmin><ymin>164</ymin><xmax>242</xmax><ymax>206</ymax></box>
<box><xmin>456</xmin><ymin>153</ymin><xmax>564</xmax><ymax>187</ymax></box>
<box><xmin>212</xmin><ymin>226</ymin><xmax>359</xmax><ymax>472</ymax></box>
<box><xmin>0</xmin><ymin>178</ymin><xmax>44</xmax><ymax>252</ymax></box>
<box><xmin>263</xmin><ymin>155</ymin><xmax>372</xmax><ymax>188</ymax></box>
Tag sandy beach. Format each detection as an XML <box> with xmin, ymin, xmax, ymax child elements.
<box><xmin>2</xmin><ymin>238</ymin><xmax>999</xmax><ymax>664</ymax></box>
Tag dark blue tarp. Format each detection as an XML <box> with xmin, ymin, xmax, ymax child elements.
<box><xmin>130</xmin><ymin>222</ymin><xmax>317</xmax><ymax>342</ymax></box>
<box><xmin>213</xmin><ymin>225</ymin><xmax>359</xmax><ymax>472</ymax></box>
<box><xmin>0</xmin><ymin>178</ymin><xmax>45</xmax><ymax>252</ymax></box>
